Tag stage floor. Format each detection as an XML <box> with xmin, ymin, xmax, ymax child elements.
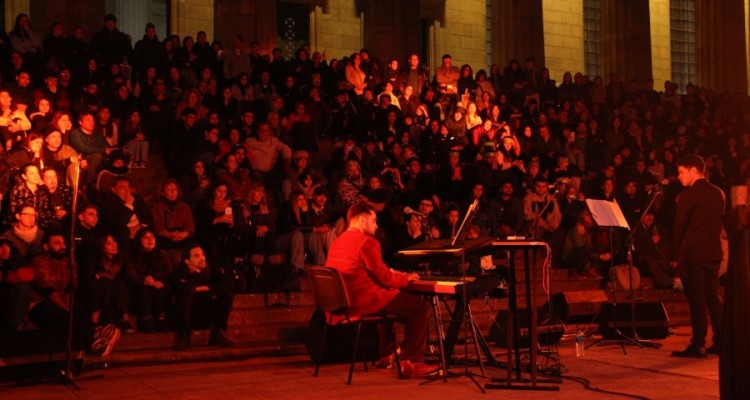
<box><xmin>0</xmin><ymin>325</ymin><xmax>719</xmax><ymax>400</ymax></box>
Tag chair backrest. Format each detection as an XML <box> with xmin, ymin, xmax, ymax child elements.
<box><xmin>307</xmin><ymin>266</ymin><xmax>351</xmax><ymax>315</ymax></box>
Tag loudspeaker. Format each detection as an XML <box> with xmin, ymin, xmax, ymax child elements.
<box><xmin>305</xmin><ymin>309</ymin><xmax>379</xmax><ymax>364</ymax></box>
<box><xmin>489</xmin><ymin>308</ymin><xmax>564</xmax><ymax>348</ymax></box>
<box><xmin>546</xmin><ymin>290</ymin><xmax>609</xmax><ymax>323</ymax></box>
<box><xmin>0</xmin><ymin>328</ymin><xmax>84</xmax><ymax>380</ymax></box>
<box><xmin>598</xmin><ymin>302</ymin><xmax>670</xmax><ymax>339</ymax></box>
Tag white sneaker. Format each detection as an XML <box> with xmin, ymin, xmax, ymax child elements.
<box><xmin>99</xmin><ymin>324</ymin><xmax>121</xmax><ymax>357</ymax></box>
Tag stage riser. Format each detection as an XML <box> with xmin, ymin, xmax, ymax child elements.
<box><xmin>110</xmin><ymin>278</ymin><xmax>693</xmax><ymax>354</ymax></box>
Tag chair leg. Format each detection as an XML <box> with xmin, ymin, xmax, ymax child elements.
<box><xmin>392</xmin><ymin>329</ymin><xmax>403</xmax><ymax>379</ymax></box>
<box><xmin>314</xmin><ymin>324</ymin><xmax>328</xmax><ymax>377</ymax></box>
<box><xmin>362</xmin><ymin>323</ymin><xmax>369</xmax><ymax>372</ymax></box>
<box><xmin>348</xmin><ymin>322</ymin><xmax>363</xmax><ymax>385</ymax></box>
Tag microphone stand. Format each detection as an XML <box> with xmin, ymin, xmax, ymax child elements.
<box><xmin>587</xmin><ymin>187</ymin><xmax>663</xmax><ymax>351</ymax></box>
<box><xmin>455</xmin><ymin>199</ymin><xmax>486</xmax><ymax>392</ymax></box>
<box><xmin>619</xmin><ymin>186</ymin><xmax>663</xmax><ymax>349</ymax></box>
<box><xmin>61</xmin><ymin>159</ymin><xmax>104</xmax><ymax>389</ymax></box>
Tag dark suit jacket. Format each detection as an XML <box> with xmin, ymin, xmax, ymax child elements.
<box><xmin>99</xmin><ymin>192</ymin><xmax>153</xmax><ymax>251</ymax></box>
<box><xmin>673</xmin><ymin>178</ymin><xmax>725</xmax><ymax>264</ymax></box>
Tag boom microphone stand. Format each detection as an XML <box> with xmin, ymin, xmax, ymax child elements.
<box><xmin>584</xmin><ymin>189</ymin><xmax>663</xmax><ymax>351</ymax></box>
<box><xmin>619</xmin><ymin>185</ymin><xmax>664</xmax><ymax>349</ymax></box>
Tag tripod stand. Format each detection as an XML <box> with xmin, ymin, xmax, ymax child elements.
<box><xmin>419</xmin><ymin>199</ymin><xmax>487</xmax><ymax>393</ymax></box>
<box><xmin>584</xmin><ymin>194</ymin><xmax>662</xmax><ymax>351</ymax></box>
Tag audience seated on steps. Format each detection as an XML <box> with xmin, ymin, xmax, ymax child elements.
<box><xmin>0</xmin><ymin>11</ymin><xmax>742</xmax><ymax>358</ymax></box>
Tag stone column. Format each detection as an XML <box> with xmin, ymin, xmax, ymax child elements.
<box><xmin>491</xmin><ymin>0</ymin><xmax>545</xmax><ymax>68</ymax></box>
<box><xmin>600</xmin><ymin>0</ymin><xmax>653</xmax><ymax>84</ymax></box>
<box><xmin>359</xmin><ymin>0</ymin><xmax>420</xmax><ymax>66</ymax></box>
<box><xmin>695</xmin><ymin>0</ymin><xmax>747</xmax><ymax>94</ymax></box>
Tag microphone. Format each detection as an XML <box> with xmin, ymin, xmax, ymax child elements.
<box><xmin>549</xmin><ymin>178</ymin><xmax>571</xmax><ymax>190</ymax></box>
<box><xmin>404</xmin><ymin>207</ymin><xmax>427</xmax><ymax>217</ymax></box>
<box><xmin>648</xmin><ymin>183</ymin><xmax>664</xmax><ymax>195</ymax></box>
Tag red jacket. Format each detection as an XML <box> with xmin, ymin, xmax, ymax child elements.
<box><xmin>326</xmin><ymin>229</ymin><xmax>409</xmax><ymax>317</ymax></box>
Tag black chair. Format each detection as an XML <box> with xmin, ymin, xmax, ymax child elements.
<box><xmin>307</xmin><ymin>266</ymin><xmax>402</xmax><ymax>384</ymax></box>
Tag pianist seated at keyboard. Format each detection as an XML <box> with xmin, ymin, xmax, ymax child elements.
<box><xmin>326</xmin><ymin>201</ymin><xmax>438</xmax><ymax>378</ymax></box>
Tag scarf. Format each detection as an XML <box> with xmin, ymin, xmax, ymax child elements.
<box><xmin>13</xmin><ymin>224</ymin><xmax>38</xmax><ymax>244</ymax></box>
<box><xmin>211</xmin><ymin>197</ymin><xmax>231</xmax><ymax>214</ymax></box>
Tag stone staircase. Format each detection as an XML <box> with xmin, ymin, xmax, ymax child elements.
<box><xmin>91</xmin><ymin>147</ymin><xmax>691</xmax><ymax>367</ymax></box>
<box><xmin>91</xmin><ymin>266</ymin><xmax>691</xmax><ymax>367</ymax></box>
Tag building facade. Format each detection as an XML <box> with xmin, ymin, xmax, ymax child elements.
<box><xmin>6</xmin><ymin>0</ymin><xmax>750</xmax><ymax>94</ymax></box>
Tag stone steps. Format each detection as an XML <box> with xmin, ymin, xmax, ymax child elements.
<box><xmin>100</xmin><ymin>148</ymin><xmax>691</xmax><ymax>367</ymax></box>
<box><xmin>88</xmin><ymin>341</ymin><xmax>308</xmax><ymax>368</ymax></box>
<box><xmin>111</xmin><ymin>285</ymin><xmax>689</xmax><ymax>354</ymax></box>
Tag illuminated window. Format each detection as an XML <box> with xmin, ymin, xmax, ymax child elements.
<box><xmin>670</xmin><ymin>0</ymin><xmax>696</xmax><ymax>93</ymax></box>
<box><xmin>276</xmin><ymin>2</ymin><xmax>310</xmax><ymax>61</ymax></box>
<box><xmin>583</xmin><ymin>0</ymin><xmax>601</xmax><ymax>79</ymax></box>
<box><xmin>105</xmin><ymin>0</ymin><xmax>169</xmax><ymax>42</ymax></box>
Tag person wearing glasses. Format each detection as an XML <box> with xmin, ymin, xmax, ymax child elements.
<box><xmin>4</xmin><ymin>205</ymin><xmax>45</xmax><ymax>261</ymax></box>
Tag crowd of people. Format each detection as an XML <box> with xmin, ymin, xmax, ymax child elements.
<box><xmin>0</xmin><ymin>11</ymin><xmax>746</xmax><ymax>355</ymax></box>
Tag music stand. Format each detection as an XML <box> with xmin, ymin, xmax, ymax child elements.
<box><xmin>584</xmin><ymin>199</ymin><xmax>645</xmax><ymax>351</ymax></box>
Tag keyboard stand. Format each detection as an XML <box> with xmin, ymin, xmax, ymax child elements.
<box><xmin>485</xmin><ymin>241</ymin><xmax>561</xmax><ymax>391</ymax></box>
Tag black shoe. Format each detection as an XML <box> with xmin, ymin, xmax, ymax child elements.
<box><xmin>706</xmin><ymin>345</ymin><xmax>721</xmax><ymax>355</ymax></box>
<box><xmin>173</xmin><ymin>333</ymin><xmax>191</xmax><ymax>351</ymax></box>
<box><xmin>208</xmin><ymin>330</ymin><xmax>234</xmax><ymax>348</ymax></box>
<box><xmin>671</xmin><ymin>345</ymin><xmax>707</xmax><ymax>358</ymax></box>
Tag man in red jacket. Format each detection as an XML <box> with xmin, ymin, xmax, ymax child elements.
<box><xmin>326</xmin><ymin>201</ymin><xmax>435</xmax><ymax>378</ymax></box>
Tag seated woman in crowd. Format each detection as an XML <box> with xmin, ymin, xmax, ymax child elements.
<box><xmin>96</xmin><ymin>106</ymin><xmax>118</xmax><ymax>148</ymax></box>
<box><xmin>39</xmin><ymin>168</ymin><xmax>72</xmax><ymax>232</ymax></box>
<box><xmin>8</xmin><ymin>163</ymin><xmax>50</xmax><ymax>226</ymax></box>
<box><xmin>181</xmin><ymin>159</ymin><xmax>212</xmax><ymax>207</ymax></box>
<box><xmin>235</xmin><ymin>182</ymin><xmax>278</xmax><ymax>266</ymax></box>
<box><xmin>194</xmin><ymin>183</ymin><xmax>235</xmax><ymax>261</ymax></box>
<box><xmin>0</xmin><ymin>132</ymin><xmax>44</xmax><ymax>194</ymax></box>
<box><xmin>122</xmin><ymin>110</ymin><xmax>149</xmax><ymax>169</ymax></box>
<box><xmin>49</xmin><ymin>111</ymin><xmax>74</xmax><ymax>145</ymax></box>
<box><xmin>90</xmin><ymin>233</ymin><xmax>130</xmax><ymax>331</ymax></box>
<box><xmin>562</xmin><ymin>211</ymin><xmax>609</xmax><ymax>280</ymax></box>
<box><xmin>125</xmin><ymin>227</ymin><xmax>174</xmax><ymax>332</ymax></box>
<box><xmin>149</xmin><ymin>178</ymin><xmax>195</xmax><ymax>253</ymax></box>
<box><xmin>41</xmin><ymin>128</ymin><xmax>81</xmax><ymax>187</ymax></box>
<box><xmin>29</xmin><ymin>98</ymin><xmax>53</xmax><ymax>132</ymax></box>
<box><xmin>275</xmin><ymin>190</ymin><xmax>312</xmax><ymax>271</ymax></box>
<box><xmin>215</xmin><ymin>152</ymin><xmax>251</xmax><ymax>204</ymax></box>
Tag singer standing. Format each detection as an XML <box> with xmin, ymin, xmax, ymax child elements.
<box><xmin>671</xmin><ymin>154</ymin><xmax>725</xmax><ymax>358</ymax></box>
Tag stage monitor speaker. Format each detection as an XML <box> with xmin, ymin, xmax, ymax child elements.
<box><xmin>546</xmin><ymin>290</ymin><xmax>609</xmax><ymax>323</ymax></box>
<box><xmin>305</xmin><ymin>309</ymin><xmax>379</xmax><ymax>364</ymax></box>
<box><xmin>0</xmin><ymin>328</ymin><xmax>84</xmax><ymax>381</ymax></box>
<box><xmin>489</xmin><ymin>308</ymin><xmax>564</xmax><ymax>348</ymax></box>
<box><xmin>598</xmin><ymin>302</ymin><xmax>670</xmax><ymax>340</ymax></box>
